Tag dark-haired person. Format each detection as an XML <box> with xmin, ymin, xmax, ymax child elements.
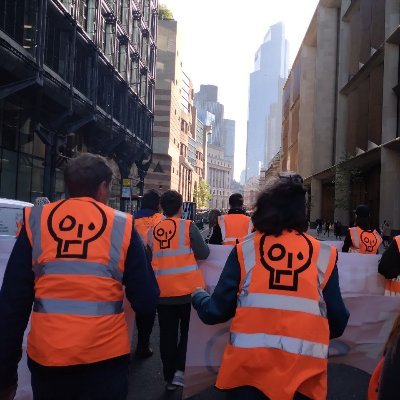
<box><xmin>342</xmin><ymin>205</ymin><xmax>382</xmax><ymax>254</ymax></box>
<box><xmin>208</xmin><ymin>193</ymin><xmax>252</xmax><ymax>245</ymax></box>
<box><xmin>205</xmin><ymin>209</ymin><xmax>221</xmax><ymax>243</ymax></box>
<box><xmin>147</xmin><ymin>190</ymin><xmax>209</xmax><ymax>390</ymax></box>
<box><xmin>192</xmin><ymin>173</ymin><xmax>349</xmax><ymax>400</ymax></box>
<box><xmin>368</xmin><ymin>314</ymin><xmax>400</xmax><ymax>399</ymax></box>
<box><xmin>133</xmin><ymin>190</ymin><xmax>163</xmax><ymax>358</ymax></box>
<box><xmin>135</xmin><ymin>190</ymin><xmax>163</xmax><ymax>245</ymax></box>
<box><xmin>378</xmin><ymin>235</ymin><xmax>400</xmax><ymax>296</ymax></box>
<box><xmin>0</xmin><ymin>153</ymin><xmax>159</xmax><ymax>399</ymax></box>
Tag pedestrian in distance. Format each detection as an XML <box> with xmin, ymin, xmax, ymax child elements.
<box><xmin>334</xmin><ymin>220</ymin><xmax>342</xmax><ymax>240</ymax></box>
<box><xmin>205</xmin><ymin>209</ymin><xmax>221</xmax><ymax>243</ymax></box>
<box><xmin>382</xmin><ymin>221</ymin><xmax>391</xmax><ymax>249</ymax></box>
<box><xmin>134</xmin><ymin>189</ymin><xmax>164</xmax><ymax>359</ymax></box>
<box><xmin>208</xmin><ymin>193</ymin><xmax>253</xmax><ymax>245</ymax></box>
<box><xmin>342</xmin><ymin>205</ymin><xmax>382</xmax><ymax>254</ymax></box>
<box><xmin>146</xmin><ymin>190</ymin><xmax>209</xmax><ymax>391</ymax></box>
<box><xmin>368</xmin><ymin>313</ymin><xmax>400</xmax><ymax>399</ymax></box>
<box><xmin>0</xmin><ymin>153</ymin><xmax>159</xmax><ymax>400</ymax></box>
<box><xmin>192</xmin><ymin>173</ymin><xmax>349</xmax><ymax>400</ymax></box>
<box><xmin>324</xmin><ymin>221</ymin><xmax>330</xmax><ymax>237</ymax></box>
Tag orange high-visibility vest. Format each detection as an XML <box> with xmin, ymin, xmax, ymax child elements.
<box><xmin>216</xmin><ymin>230</ymin><xmax>337</xmax><ymax>400</ymax></box>
<box><xmin>24</xmin><ymin>197</ymin><xmax>133</xmax><ymax>366</ymax></box>
<box><xmin>384</xmin><ymin>236</ymin><xmax>400</xmax><ymax>296</ymax></box>
<box><xmin>218</xmin><ymin>214</ymin><xmax>253</xmax><ymax>245</ymax></box>
<box><xmin>135</xmin><ymin>213</ymin><xmax>163</xmax><ymax>244</ymax></box>
<box><xmin>148</xmin><ymin>217</ymin><xmax>204</xmax><ymax>297</ymax></box>
<box><xmin>368</xmin><ymin>358</ymin><xmax>384</xmax><ymax>400</ymax></box>
<box><xmin>349</xmin><ymin>227</ymin><xmax>382</xmax><ymax>254</ymax></box>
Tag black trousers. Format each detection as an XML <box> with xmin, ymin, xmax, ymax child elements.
<box><xmin>157</xmin><ymin>303</ymin><xmax>191</xmax><ymax>382</ymax></box>
<box><xmin>225</xmin><ymin>386</ymin><xmax>311</xmax><ymax>400</ymax></box>
<box><xmin>28</xmin><ymin>355</ymin><xmax>129</xmax><ymax>400</ymax></box>
<box><xmin>135</xmin><ymin>311</ymin><xmax>156</xmax><ymax>349</ymax></box>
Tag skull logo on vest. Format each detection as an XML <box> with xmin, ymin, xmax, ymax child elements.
<box><xmin>260</xmin><ymin>233</ymin><xmax>313</xmax><ymax>291</ymax></box>
<box><xmin>154</xmin><ymin>219</ymin><xmax>176</xmax><ymax>249</ymax></box>
<box><xmin>48</xmin><ymin>200</ymin><xmax>107</xmax><ymax>258</ymax></box>
<box><xmin>360</xmin><ymin>231</ymin><xmax>378</xmax><ymax>253</ymax></box>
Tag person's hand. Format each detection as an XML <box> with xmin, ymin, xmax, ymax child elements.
<box><xmin>191</xmin><ymin>287</ymin><xmax>205</xmax><ymax>297</ymax></box>
<box><xmin>0</xmin><ymin>384</ymin><xmax>17</xmax><ymax>400</ymax></box>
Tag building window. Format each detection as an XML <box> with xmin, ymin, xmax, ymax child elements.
<box><xmin>45</xmin><ymin>12</ymin><xmax>71</xmax><ymax>81</ymax></box>
<box><xmin>147</xmin><ymin>83</ymin><xmax>154</xmax><ymax>111</ymax></box>
<box><xmin>104</xmin><ymin>21</ymin><xmax>115</xmax><ymax>63</ymax></box>
<box><xmin>140</xmin><ymin>72</ymin><xmax>147</xmax><ymax>104</ymax></box>
<box><xmin>76</xmin><ymin>0</ymin><xmax>88</xmax><ymax>30</ymax></box>
<box><xmin>118</xmin><ymin>41</ymin><xmax>127</xmax><ymax>79</ymax></box>
<box><xmin>132</xmin><ymin>18</ymin><xmax>140</xmax><ymax>49</ymax></box>
<box><xmin>143</xmin><ymin>0</ymin><xmax>150</xmax><ymax>26</ymax></box>
<box><xmin>130</xmin><ymin>57</ymin><xmax>139</xmax><ymax>94</ymax></box>
<box><xmin>141</xmin><ymin>34</ymin><xmax>148</xmax><ymax>63</ymax></box>
<box><xmin>119</xmin><ymin>0</ymin><xmax>129</xmax><ymax>31</ymax></box>
<box><xmin>74</xmin><ymin>37</ymin><xmax>94</xmax><ymax>98</ymax></box>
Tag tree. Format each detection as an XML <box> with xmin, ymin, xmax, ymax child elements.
<box><xmin>193</xmin><ymin>180</ymin><xmax>212</xmax><ymax>209</ymax></box>
<box><xmin>158</xmin><ymin>4</ymin><xmax>174</xmax><ymax>20</ymax></box>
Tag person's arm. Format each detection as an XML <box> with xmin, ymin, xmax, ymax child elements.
<box><xmin>378</xmin><ymin>342</ymin><xmax>400</xmax><ymax>400</ymax></box>
<box><xmin>0</xmin><ymin>227</ymin><xmax>34</xmax><ymax>392</ymax></box>
<box><xmin>123</xmin><ymin>228</ymin><xmax>159</xmax><ymax>315</ymax></box>
<box><xmin>192</xmin><ymin>247</ymin><xmax>240</xmax><ymax>324</ymax></box>
<box><xmin>342</xmin><ymin>230</ymin><xmax>352</xmax><ymax>253</ymax></box>
<box><xmin>208</xmin><ymin>224</ymin><xmax>223</xmax><ymax>245</ymax></box>
<box><xmin>378</xmin><ymin>241</ymin><xmax>400</xmax><ymax>279</ymax></box>
<box><xmin>322</xmin><ymin>263</ymin><xmax>350</xmax><ymax>339</ymax></box>
<box><xmin>189</xmin><ymin>222</ymin><xmax>210</xmax><ymax>260</ymax></box>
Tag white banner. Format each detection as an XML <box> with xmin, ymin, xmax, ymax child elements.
<box><xmin>184</xmin><ymin>245</ymin><xmax>400</xmax><ymax>399</ymax></box>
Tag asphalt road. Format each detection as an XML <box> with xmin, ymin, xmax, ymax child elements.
<box><xmin>127</xmin><ymin>226</ymin><xmax>371</xmax><ymax>400</ymax></box>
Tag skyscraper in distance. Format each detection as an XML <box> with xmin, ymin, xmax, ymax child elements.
<box><xmin>246</xmin><ymin>22</ymin><xmax>288</xmax><ymax>181</ymax></box>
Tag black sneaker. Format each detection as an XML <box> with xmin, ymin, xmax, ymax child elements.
<box><xmin>135</xmin><ymin>346</ymin><xmax>154</xmax><ymax>359</ymax></box>
<box><xmin>165</xmin><ymin>383</ymin><xmax>179</xmax><ymax>391</ymax></box>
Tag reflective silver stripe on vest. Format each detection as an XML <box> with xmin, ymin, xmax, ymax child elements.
<box><xmin>237</xmin><ymin>293</ymin><xmax>323</xmax><ymax>317</ymax></box>
<box><xmin>152</xmin><ymin>219</ymin><xmax>188</xmax><ymax>258</ymax></box>
<box><xmin>248</xmin><ymin>220</ymin><xmax>253</xmax><ymax>235</ymax></box>
<box><xmin>230</xmin><ymin>332</ymin><xmax>328</xmax><ymax>359</ymax></box>
<box><xmin>109</xmin><ymin>210</ymin><xmax>127</xmax><ymax>269</ymax></box>
<box><xmin>33</xmin><ymin>298</ymin><xmax>123</xmax><ymax>316</ymax></box>
<box><xmin>29</xmin><ymin>206</ymin><xmax>43</xmax><ymax>264</ymax></box>
<box><xmin>316</xmin><ymin>243</ymin><xmax>333</xmax><ymax>286</ymax></box>
<box><xmin>350</xmin><ymin>227</ymin><xmax>359</xmax><ymax>249</ymax></box>
<box><xmin>153</xmin><ymin>247</ymin><xmax>192</xmax><ymax>258</ymax></box>
<box><xmin>153</xmin><ymin>263</ymin><xmax>198</xmax><ymax>276</ymax></box>
<box><xmin>224</xmin><ymin>237</ymin><xmax>237</xmax><ymax>243</ymax></box>
<box><xmin>219</xmin><ymin>215</ymin><xmax>227</xmax><ymax>242</ymax></box>
<box><xmin>239</xmin><ymin>235</ymin><xmax>256</xmax><ymax>296</ymax></box>
<box><xmin>33</xmin><ymin>260</ymin><xmax>123</xmax><ymax>282</ymax></box>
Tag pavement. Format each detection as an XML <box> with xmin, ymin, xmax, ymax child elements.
<box><xmin>127</xmin><ymin>225</ymin><xmax>370</xmax><ymax>399</ymax></box>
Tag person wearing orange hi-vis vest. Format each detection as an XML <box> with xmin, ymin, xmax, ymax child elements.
<box><xmin>147</xmin><ymin>190</ymin><xmax>209</xmax><ymax>391</ymax></box>
<box><xmin>209</xmin><ymin>193</ymin><xmax>253</xmax><ymax>245</ymax></box>
<box><xmin>133</xmin><ymin>189</ymin><xmax>164</xmax><ymax>358</ymax></box>
<box><xmin>0</xmin><ymin>154</ymin><xmax>159</xmax><ymax>400</ymax></box>
<box><xmin>342</xmin><ymin>205</ymin><xmax>382</xmax><ymax>254</ymax></box>
<box><xmin>135</xmin><ymin>190</ymin><xmax>164</xmax><ymax>245</ymax></box>
<box><xmin>379</xmin><ymin>236</ymin><xmax>400</xmax><ymax>296</ymax></box>
<box><xmin>193</xmin><ymin>174</ymin><xmax>349</xmax><ymax>400</ymax></box>
<box><xmin>368</xmin><ymin>314</ymin><xmax>400</xmax><ymax>399</ymax></box>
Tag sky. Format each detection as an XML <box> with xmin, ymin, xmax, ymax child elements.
<box><xmin>161</xmin><ymin>0</ymin><xmax>320</xmax><ymax>181</ymax></box>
